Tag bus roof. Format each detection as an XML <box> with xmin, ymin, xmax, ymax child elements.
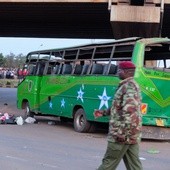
<box><xmin>138</xmin><ymin>37</ymin><xmax>170</xmax><ymax>45</ymax></box>
<box><xmin>26</xmin><ymin>37</ymin><xmax>170</xmax><ymax>62</ymax></box>
<box><xmin>27</xmin><ymin>37</ymin><xmax>141</xmax><ymax>56</ymax></box>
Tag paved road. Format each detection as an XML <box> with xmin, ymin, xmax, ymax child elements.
<box><xmin>0</xmin><ymin>88</ymin><xmax>170</xmax><ymax>170</ymax></box>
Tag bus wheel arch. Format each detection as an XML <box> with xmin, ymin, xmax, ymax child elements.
<box><xmin>73</xmin><ymin>107</ymin><xmax>91</xmax><ymax>133</ymax></box>
<box><xmin>22</xmin><ymin>100</ymin><xmax>34</xmax><ymax>118</ymax></box>
<box><xmin>72</xmin><ymin>105</ymin><xmax>83</xmax><ymax>118</ymax></box>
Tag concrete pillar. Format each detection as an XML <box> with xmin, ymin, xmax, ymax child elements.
<box><xmin>110</xmin><ymin>5</ymin><xmax>161</xmax><ymax>39</ymax></box>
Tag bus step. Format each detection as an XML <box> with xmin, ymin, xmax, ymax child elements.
<box><xmin>142</xmin><ymin>126</ymin><xmax>170</xmax><ymax>141</ymax></box>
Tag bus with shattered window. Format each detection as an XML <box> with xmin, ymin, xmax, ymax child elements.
<box><xmin>17</xmin><ymin>37</ymin><xmax>170</xmax><ymax>140</ymax></box>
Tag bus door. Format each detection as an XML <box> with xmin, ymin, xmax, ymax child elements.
<box><xmin>26</xmin><ymin>61</ymin><xmax>45</xmax><ymax>113</ymax></box>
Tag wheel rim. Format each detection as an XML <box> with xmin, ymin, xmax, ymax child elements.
<box><xmin>24</xmin><ymin>102</ymin><xmax>30</xmax><ymax>118</ymax></box>
<box><xmin>74</xmin><ymin>108</ymin><xmax>91</xmax><ymax>133</ymax></box>
<box><xmin>26</xmin><ymin>106</ymin><xmax>29</xmax><ymax>114</ymax></box>
<box><xmin>76</xmin><ymin>114</ymin><xmax>85</xmax><ymax>129</ymax></box>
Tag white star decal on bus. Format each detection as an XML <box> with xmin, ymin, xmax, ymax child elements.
<box><xmin>61</xmin><ymin>98</ymin><xmax>65</xmax><ymax>108</ymax></box>
<box><xmin>98</xmin><ymin>88</ymin><xmax>111</xmax><ymax>109</ymax></box>
<box><xmin>77</xmin><ymin>87</ymin><xmax>84</xmax><ymax>103</ymax></box>
<box><xmin>49</xmin><ymin>101</ymin><xmax>53</xmax><ymax>109</ymax></box>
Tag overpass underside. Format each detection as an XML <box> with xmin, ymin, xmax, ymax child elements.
<box><xmin>0</xmin><ymin>0</ymin><xmax>169</xmax><ymax>39</ymax></box>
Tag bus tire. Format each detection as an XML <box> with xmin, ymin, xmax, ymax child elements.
<box><xmin>74</xmin><ymin>108</ymin><xmax>91</xmax><ymax>133</ymax></box>
<box><xmin>25</xmin><ymin>102</ymin><xmax>34</xmax><ymax>118</ymax></box>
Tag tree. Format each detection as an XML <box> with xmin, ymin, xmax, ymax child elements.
<box><xmin>14</xmin><ymin>53</ymin><xmax>26</xmax><ymax>68</ymax></box>
<box><xmin>5</xmin><ymin>52</ymin><xmax>15</xmax><ymax>68</ymax></box>
<box><xmin>4</xmin><ymin>53</ymin><xmax>26</xmax><ymax>68</ymax></box>
<box><xmin>0</xmin><ymin>53</ymin><xmax>5</xmax><ymax>67</ymax></box>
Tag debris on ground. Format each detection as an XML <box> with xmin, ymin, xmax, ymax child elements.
<box><xmin>25</xmin><ymin>117</ymin><xmax>36</xmax><ymax>124</ymax></box>
<box><xmin>48</xmin><ymin>121</ymin><xmax>56</xmax><ymax>125</ymax></box>
<box><xmin>139</xmin><ymin>157</ymin><xmax>146</xmax><ymax>160</ymax></box>
<box><xmin>0</xmin><ymin>112</ymin><xmax>16</xmax><ymax>124</ymax></box>
<box><xmin>147</xmin><ymin>149</ymin><xmax>160</xmax><ymax>154</ymax></box>
<box><xmin>15</xmin><ymin>116</ymin><xmax>24</xmax><ymax>125</ymax></box>
<box><xmin>0</xmin><ymin>114</ymin><xmax>37</xmax><ymax>125</ymax></box>
<box><xmin>0</xmin><ymin>103</ymin><xmax>37</xmax><ymax>125</ymax></box>
<box><xmin>0</xmin><ymin>103</ymin><xmax>16</xmax><ymax>124</ymax></box>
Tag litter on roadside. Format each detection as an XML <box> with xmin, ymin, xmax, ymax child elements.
<box><xmin>48</xmin><ymin>121</ymin><xmax>56</xmax><ymax>125</ymax></box>
<box><xmin>0</xmin><ymin>112</ymin><xmax>37</xmax><ymax>125</ymax></box>
<box><xmin>147</xmin><ymin>149</ymin><xmax>160</xmax><ymax>154</ymax></box>
<box><xmin>139</xmin><ymin>157</ymin><xmax>146</xmax><ymax>161</ymax></box>
<box><xmin>1</xmin><ymin>103</ymin><xmax>37</xmax><ymax>125</ymax></box>
<box><xmin>0</xmin><ymin>112</ymin><xmax>16</xmax><ymax>124</ymax></box>
<box><xmin>25</xmin><ymin>117</ymin><xmax>36</xmax><ymax>124</ymax></box>
<box><xmin>15</xmin><ymin>116</ymin><xmax>24</xmax><ymax>125</ymax></box>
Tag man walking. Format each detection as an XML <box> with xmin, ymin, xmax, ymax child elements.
<box><xmin>94</xmin><ymin>61</ymin><xmax>143</xmax><ymax>170</ymax></box>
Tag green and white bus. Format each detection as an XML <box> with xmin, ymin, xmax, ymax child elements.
<box><xmin>17</xmin><ymin>37</ymin><xmax>170</xmax><ymax>140</ymax></box>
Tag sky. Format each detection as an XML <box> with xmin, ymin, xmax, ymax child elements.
<box><xmin>0</xmin><ymin>37</ymin><xmax>110</xmax><ymax>56</ymax></box>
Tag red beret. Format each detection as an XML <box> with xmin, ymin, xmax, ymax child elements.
<box><xmin>118</xmin><ymin>61</ymin><xmax>136</xmax><ymax>69</ymax></box>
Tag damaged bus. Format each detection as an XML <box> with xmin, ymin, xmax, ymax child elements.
<box><xmin>17</xmin><ymin>37</ymin><xmax>170</xmax><ymax>140</ymax></box>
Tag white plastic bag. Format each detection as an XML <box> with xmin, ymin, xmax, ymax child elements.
<box><xmin>16</xmin><ymin>116</ymin><xmax>24</xmax><ymax>125</ymax></box>
<box><xmin>25</xmin><ymin>117</ymin><xmax>36</xmax><ymax>124</ymax></box>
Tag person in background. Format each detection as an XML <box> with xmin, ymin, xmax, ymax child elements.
<box><xmin>18</xmin><ymin>68</ymin><xmax>23</xmax><ymax>79</ymax></box>
<box><xmin>22</xmin><ymin>67</ymin><xmax>28</xmax><ymax>76</ymax></box>
<box><xmin>0</xmin><ymin>69</ymin><xmax>2</xmax><ymax>79</ymax></box>
<box><xmin>94</xmin><ymin>61</ymin><xmax>143</xmax><ymax>170</ymax></box>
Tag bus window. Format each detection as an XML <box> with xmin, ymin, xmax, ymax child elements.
<box><xmin>166</xmin><ymin>59</ymin><xmax>170</xmax><ymax>68</ymax></box>
<box><xmin>38</xmin><ymin>62</ymin><xmax>45</xmax><ymax>76</ymax></box>
<box><xmin>62</xmin><ymin>64</ymin><xmax>72</xmax><ymax>74</ymax></box>
<box><xmin>53</xmin><ymin>65</ymin><xmax>60</xmax><ymax>74</ymax></box>
<box><xmin>74</xmin><ymin>64</ymin><xmax>83</xmax><ymax>75</ymax></box>
<box><xmin>91</xmin><ymin>64</ymin><xmax>103</xmax><ymax>74</ymax></box>
<box><xmin>27</xmin><ymin>64</ymin><xmax>36</xmax><ymax>75</ymax></box>
<box><xmin>47</xmin><ymin>66</ymin><xmax>52</xmax><ymax>75</ymax></box>
<box><xmin>103</xmin><ymin>64</ymin><xmax>117</xmax><ymax>75</ymax></box>
<box><xmin>81</xmin><ymin>64</ymin><xmax>89</xmax><ymax>75</ymax></box>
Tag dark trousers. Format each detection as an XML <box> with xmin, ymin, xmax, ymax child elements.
<box><xmin>98</xmin><ymin>141</ymin><xmax>143</xmax><ymax>170</ymax></box>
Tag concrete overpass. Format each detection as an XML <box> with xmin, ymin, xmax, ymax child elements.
<box><xmin>0</xmin><ymin>0</ymin><xmax>170</xmax><ymax>39</ymax></box>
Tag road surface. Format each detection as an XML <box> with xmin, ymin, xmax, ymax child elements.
<box><xmin>0</xmin><ymin>88</ymin><xmax>170</xmax><ymax>170</ymax></box>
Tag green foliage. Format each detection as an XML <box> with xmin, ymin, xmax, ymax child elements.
<box><xmin>0</xmin><ymin>52</ymin><xmax>26</xmax><ymax>68</ymax></box>
<box><xmin>0</xmin><ymin>53</ymin><xmax>5</xmax><ymax>67</ymax></box>
<box><xmin>0</xmin><ymin>79</ymin><xmax>18</xmax><ymax>87</ymax></box>
<box><xmin>6</xmin><ymin>81</ymin><xmax>11</xmax><ymax>85</ymax></box>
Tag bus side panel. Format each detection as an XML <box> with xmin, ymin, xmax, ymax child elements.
<box><xmin>17</xmin><ymin>76</ymin><xmax>42</xmax><ymax>112</ymax></box>
<box><xmin>38</xmin><ymin>75</ymin><xmax>119</xmax><ymax>122</ymax></box>
<box><xmin>135</xmin><ymin>67</ymin><xmax>170</xmax><ymax>127</ymax></box>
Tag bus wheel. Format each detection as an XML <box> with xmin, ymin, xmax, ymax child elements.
<box><xmin>74</xmin><ymin>108</ymin><xmax>91</xmax><ymax>133</ymax></box>
<box><xmin>24</xmin><ymin>102</ymin><xmax>34</xmax><ymax>118</ymax></box>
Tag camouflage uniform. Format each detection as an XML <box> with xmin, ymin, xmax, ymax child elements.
<box><xmin>98</xmin><ymin>77</ymin><xmax>143</xmax><ymax>170</ymax></box>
